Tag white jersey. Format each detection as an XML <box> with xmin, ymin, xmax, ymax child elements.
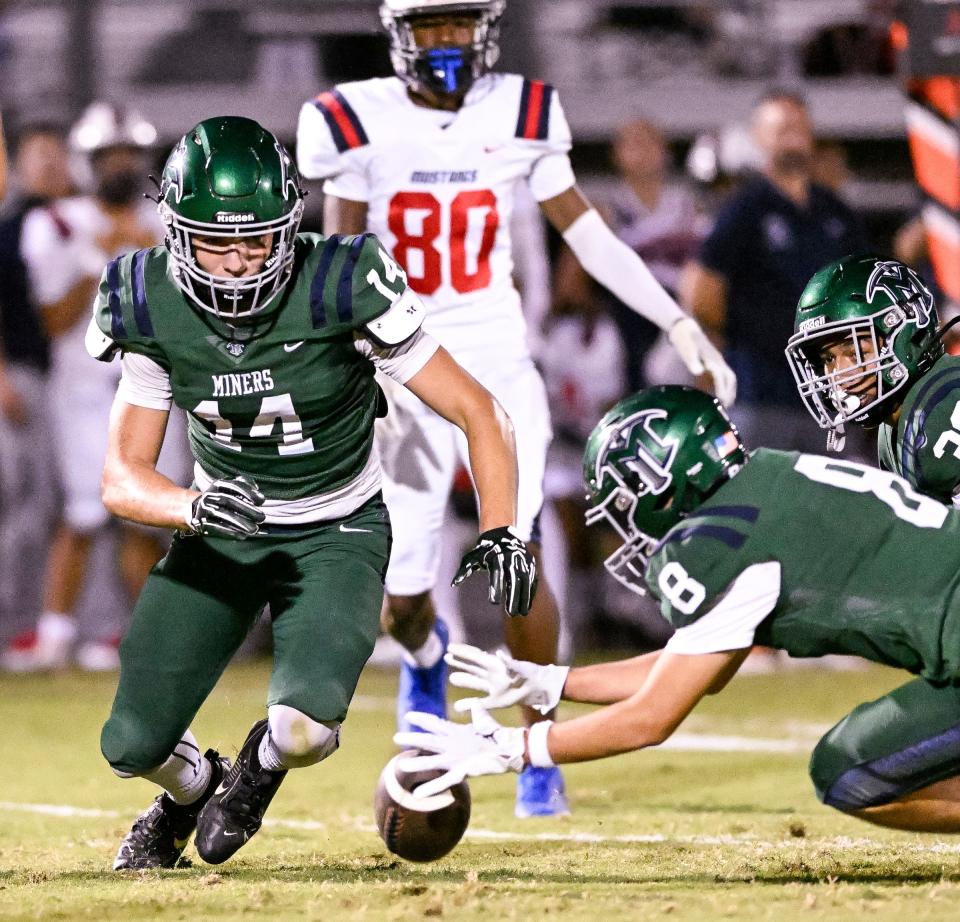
<box><xmin>20</xmin><ymin>197</ymin><xmax>162</xmax><ymax>381</ymax></box>
<box><xmin>297</xmin><ymin>73</ymin><xmax>575</xmax><ymax>369</ymax></box>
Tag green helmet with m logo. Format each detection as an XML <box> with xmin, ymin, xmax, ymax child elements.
<box><xmin>583</xmin><ymin>385</ymin><xmax>747</xmax><ymax>595</ymax></box>
<box><xmin>786</xmin><ymin>255</ymin><xmax>942</xmax><ymax>449</ymax></box>
<box><xmin>159</xmin><ymin>116</ymin><xmax>304</xmax><ymax>326</ymax></box>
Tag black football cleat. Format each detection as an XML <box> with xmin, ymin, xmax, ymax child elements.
<box><xmin>194</xmin><ymin>719</ymin><xmax>287</xmax><ymax>865</ymax></box>
<box><xmin>113</xmin><ymin>749</ymin><xmax>229</xmax><ymax>870</ymax></box>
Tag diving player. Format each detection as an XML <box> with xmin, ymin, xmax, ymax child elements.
<box><xmin>94</xmin><ymin>116</ymin><xmax>535</xmax><ymax>869</ymax></box>
<box><xmin>397</xmin><ymin>385</ymin><xmax>960</xmax><ymax>835</ymax></box>
<box><xmin>296</xmin><ymin>0</ymin><xmax>736</xmax><ymax>817</ymax></box>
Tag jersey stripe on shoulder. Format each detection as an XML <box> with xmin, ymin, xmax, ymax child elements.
<box><xmin>659</xmin><ymin>523</ymin><xmax>748</xmax><ymax>551</ymax></box>
<box><xmin>336</xmin><ymin>233</ymin><xmax>371</xmax><ymax>323</ymax></box>
<box><xmin>313</xmin><ymin>89</ymin><xmax>370</xmax><ymax>153</ymax></box>
<box><xmin>310</xmin><ymin>234</ymin><xmax>343</xmax><ymax>329</ymax></box>
<box><xmin>515</xmin><ymin>79</ymin><xmax>554</xmax><ymax>141</ymax></box>
<box><xmin>106</xmin><ymin>256</ymin><xmax>127</xmax><ymax>340</ymax></box>
<box><xmin>130</xmin><ymin>249</ymin><xmax>154</xmax><ymax>337</ymax></box>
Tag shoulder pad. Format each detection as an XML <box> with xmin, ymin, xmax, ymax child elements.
<box><xmin>85</xmin><ymin>314</ymin><xmax>118</xmax><ymax>361</ymax></box>
<box><xmin>308</xmin><ymin>233</ymin><xmax>409</xmax><ymax>332</ymax></box>
<box><xmin>898</xmin><ymin>363</ymin><xmax>960</xmax><ymax>501</ymax></box>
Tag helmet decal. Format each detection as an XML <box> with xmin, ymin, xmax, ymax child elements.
<box><xmin>596</xmin><ymin>409</ymin><xmax>678</xmax><ymax>498</ymax></box>
<box><xmin>866</xmin><ymin>260</ymin><xmax>935</xmax><ymax>328</ymax></box>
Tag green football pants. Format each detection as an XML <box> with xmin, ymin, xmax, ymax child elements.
<box><xmin>101</xmin><ymin>496</ymin><xmax>390</xmax><ymax>775</ymax></box>
<box><xmin>809</xmin><ymin>675</ymin><xmax>960</xmax><ymax>810</ymax></box>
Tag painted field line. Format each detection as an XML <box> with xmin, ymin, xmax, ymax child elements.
<box><xmin>5</xmin><ymin>800</ymin><xmax>960</xmax><ymax>856</ymax></box>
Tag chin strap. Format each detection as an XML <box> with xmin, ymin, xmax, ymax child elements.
<box><xmin>826</xmin><ymin>414</ymin><xmax>846</xmax><ymax>453</ymax></box>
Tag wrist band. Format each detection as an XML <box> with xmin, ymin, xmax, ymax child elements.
<box><xmin>526</xmin><ymin>720</ymin><xmax>555</xmax><ymax>768</ymax></box>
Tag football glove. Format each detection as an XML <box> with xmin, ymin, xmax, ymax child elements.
<box><xmin>452</xmin><ymin>526</ymin><xmax>537</xmax><ymax>616</ymax></box>
<box><xmin>668</xmin><ymin>317</ymin><xmax>737</xmax><ymax>407</ymax></box>
<box><xmin>394</xmin><ymin>707</ymin><xmax>526</xmax><ymax>800</ymax></box>
<box><xmin>446</xmin><ymin>642</ymin><xmax>568</xmax><ymax>715</ymax></box>
<box><xmin>186</xmin><ymin>475</ymin><xmax>266</xmax><ymax>539</ymax></box>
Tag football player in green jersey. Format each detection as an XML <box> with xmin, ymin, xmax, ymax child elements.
<box><xmin>396</xmin><ymin>385</ymin><xmax>960</xmax><ymax>835</ymax></box>
<box><xmin>786</xmin><ymin>255</ymin><xmax>960</xmax><ymax>504</ymax></box>
<box><xmin>91</xmin><ymin>116</ymin><xmax>537</xmax><ymax>870</ymax></box>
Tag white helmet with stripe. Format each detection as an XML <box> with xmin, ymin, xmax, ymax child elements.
<box><xmin>379</xmin><ymin>0</ymin><xmax>506</xmax><ymax>96</ymax></box>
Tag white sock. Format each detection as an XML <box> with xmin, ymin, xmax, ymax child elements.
<box><xmin>258</xmin><ymin>729</ymin><xmax>286</xmax><ymax>773</ymax></box>
<box><xmin>142</xmin><ymin>731</ymin><xmax>212</xmax><ymax>805</ymax></box>
<box><xmin>402</xmin><ymin>629</ymin><xmax>444</xmax><ymax>669</ymax></box>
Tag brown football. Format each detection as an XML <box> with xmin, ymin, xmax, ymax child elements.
<box><xmin>374</xmin><ymin>751</ymin><xmax>471</xmax><ymax>862</ymax></box>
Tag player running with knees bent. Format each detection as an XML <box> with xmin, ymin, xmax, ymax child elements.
<box><xmin>297</xmin><ymin>0</ymin><xmax>736</xmax><ymax>818</ymax></box>
<box><xmin>397</xmin><ymin>385</ymin><xmax>960</xmax><ymax>835</ymax></box>
<box><xmin>93</xmin><ymin>116</ymin><xmax>535</xmax><ymax>870</ymax></box>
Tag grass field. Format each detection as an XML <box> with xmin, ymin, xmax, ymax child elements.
<box><xmin>3</xmin><ymin>659</ymin><xmax>960</xmax><ymax>921</ymax></box>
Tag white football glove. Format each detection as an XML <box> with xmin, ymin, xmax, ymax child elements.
<box><xmin>668</xmin><ymin>317</ymin><xmax>737</xmax><ymax>407</ymax></box>
<box><xmin>394</xmin><ymin>707</ymin><xmax>526</xmax><ymax>800</ymax></box>
<box><xmin>446</xmin><ymin>642</ymin><xmax>568</xmax><ymax>715</ymax></box>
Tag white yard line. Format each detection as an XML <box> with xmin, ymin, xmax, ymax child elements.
<box><xmin>4</xmin><ymin>799</ymin><xmax>960</xmax><ymax>855</ymax></box>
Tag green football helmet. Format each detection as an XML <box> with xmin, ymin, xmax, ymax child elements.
<box><xmin>158</xmin><ymin>116</ymin><xmax>304</xmax><ymax>325</ymax></box>
<box><xmin>583</xmin><ymin>385</ymin><xmax>747</xmax><ymax>595</ymax></box>
<box><xmin>786</xmin><ymin>255</ymin><xmax>942</xmax><ymax>450</ymax></box>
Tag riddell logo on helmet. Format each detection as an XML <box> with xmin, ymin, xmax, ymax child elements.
<box><xmin>215</xmin><ymin>212</ymin><xmax>257</xmax><ymax>224</ymax></box>
<box><xmin>798</xmin><ymin>315</ymin><xmax>826</xmax><ymax>333</ymax></box>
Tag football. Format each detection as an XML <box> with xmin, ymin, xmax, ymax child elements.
<box><xmin>374</xmin><ymin>751</ymin><xmax>471</xmax><ymax>862</ymax></box>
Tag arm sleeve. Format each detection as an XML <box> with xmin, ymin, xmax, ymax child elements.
<box><xmin>354</xmin><ymin>328</ymin><xmax>440</xmax><ymax>384</ymax></box>
<box><xmin>562</xmin><ymin>208</ymin><xmax>686</xmax><ymax>330</ymax></box>
<box><xmin>527</xmin><ymin>90</ymin><xmax>575</xmax><ymax>202</ymax></box>
<box><xmin>116</xmin><ymin>352</ymin><xmax>173</xmax><ymax>411</ymax></box>
<box><xmin>296</xmin><ymin>100</ymin><xmax>371</xmax><ymax>202</ymax></box>
<box><xmin>663</xmin><ymin>561</ymin><xmax>781</xmax><ymax>655</ymax></box>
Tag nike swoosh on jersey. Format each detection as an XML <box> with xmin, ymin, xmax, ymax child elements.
<box><xmin>284</xmin><ymin>341</ymin><xmax>305</xmax><ymax>352</ymax></box>
<box><xmin>339</xmin><ymin>524</ymin><xmax>372</xmax><ymax>533</ymax></box>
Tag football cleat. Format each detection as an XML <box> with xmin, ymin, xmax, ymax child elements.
<box><xmin>194</xmin><ymin>719</ymin><xmax>286</xmax><ymax>865</ymax></box>
<box><xmin>113</xmin><ymin>749</ymin><xmax>228</xmax><ymax>870</ymax></box>
<box><xmin>397</xmin><ymin>618</ymin><xmax>449</xmax><ymax>733</ymax></box>
<box><xmin>515</xmin><ymin>765</ymin><xmax>570</xmax><ymax>819</ymax></box>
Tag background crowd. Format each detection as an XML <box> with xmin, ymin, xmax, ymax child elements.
<box><xmin>0</xmin><ymin>0</ymin><xmax>941</xmax><ymax>671</ymax></box>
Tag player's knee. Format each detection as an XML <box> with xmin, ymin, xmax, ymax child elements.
<box><xmin>267</xmin><ymin>704</ymin><xmax>340</xmax><ymax>769</ymax></box>
<box><xmin>100</xmin><ymin>715</ymin><xmax>180</xmax><ymax>778</ymax></box>
<box><xmin>809</xmin><ymin>732</ymin><xmax>896</xmax><ymax>811</ymax></box>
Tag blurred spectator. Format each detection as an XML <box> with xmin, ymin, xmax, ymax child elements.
<box><xmin>0</xmin><ymin>123</ymin><xmax>72</xmax><ymax>653</ymax></box>
<box><xmin>554</xmin><ymin>118</ymin><xmax>708</xmax><ymax>391</ymax></box>
<box><xmin>683</xmin><ymin>90</ymin><xmax>868</xmax><ymax>451</ymax></box>
<box><xmin>540</xmin><ymin>294</ymin><xmax>626</xmax><ymax>651</ymax></box>
<box><xmin>2</xmin><ymin>104</ymin><xmax>170</xmax><ymax>672</ymax></box>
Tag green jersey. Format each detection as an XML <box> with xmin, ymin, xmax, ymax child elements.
<box><xmin>645</xmin><ymin>448</ymin><xmax>960</xmax><ymax>682</ymax></box>
<box><xmin>877</xmin><ymin>353</ymin><xmax>960</xmax><ymax>504</ymax></box>
<box><xmin>89</xmin><ymin>233</ymin><xmax>422</xmax><ymax>502</ymax></box>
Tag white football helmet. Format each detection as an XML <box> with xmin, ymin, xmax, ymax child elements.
<box><xmin>380</xmin><ymin>0</ymin><xmax>506</xmax><ymax>96</ymax></box>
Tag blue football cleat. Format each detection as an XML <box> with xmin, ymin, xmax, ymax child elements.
<box><xmin>397</xmin><ymin>618</ymin><xmax>449</xmax><ymax>733</ymax></box>
<box><xmin>515</xmin><ymin>765</ymin><xmax>570</xmax><ymax>818</ymax></box>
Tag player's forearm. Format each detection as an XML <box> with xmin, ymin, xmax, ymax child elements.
<box><xmin>562</xmin><ymin>209</ymin><xmax>685</xmax><ymax>331</ymax></box>
<box><xmin>563</xmin><ymin>651</ymin><xmax>663</xmax><ymax>705</ymax></box>
<box><xmin>101</xmin><ymin>461</ymin><xmax>198</xmax><ymax>530</ymax></box>
<box><xmin>461</xmin><ymin>396</ymin><xmax>518</xmax><ymax>532</ymax></box>
<box><xmin>543</xmin><ymin>697</ymin><xmax>673</xmax><ymax>764</ymax></box>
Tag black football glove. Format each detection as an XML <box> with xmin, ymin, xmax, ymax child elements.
<box><xmin>186</xmin><ymin>475</ymin><xmax>266</xmax><ymax>539</ymax></box>
<box><xmin>452</xmin><ymin>526</ymin><xmax>538</xmax><ymax>617</ymax></box>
